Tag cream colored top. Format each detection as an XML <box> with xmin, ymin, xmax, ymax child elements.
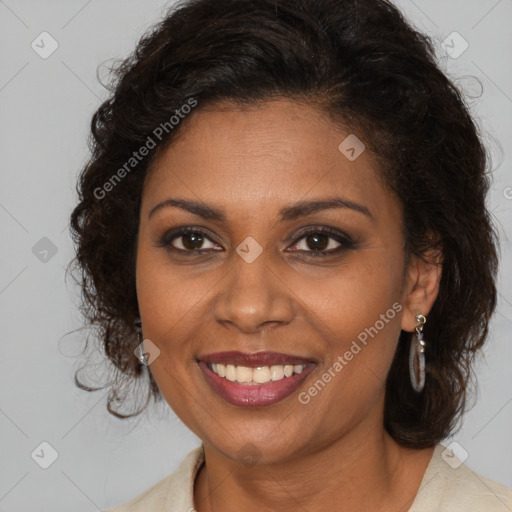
<box><xmin>105</xmin><ymin>443</ymin><xmax>512</xmax><ymax>511</ymax></box>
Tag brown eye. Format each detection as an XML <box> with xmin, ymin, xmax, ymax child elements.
<box><xmin>158</xmin><ymin>227</ymin><xmax>221</xmax><ymax>253</ymax></box>
<box><xmin>302</xmin><ymin>232</ymin><xmax>333</xmax><ymax>251</ymax></box>
<box><xmin>288</xmin><ymin>228</ymin><xmax>349</xmax><ymax>255</ymax></box>
<box><xmin>180</xmin><ymin>232</ymin><xmax>206</xmax><ymax>250</ymax></box>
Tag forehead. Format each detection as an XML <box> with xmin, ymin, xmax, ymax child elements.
<box><xmin>142</xmin><ymin>99</ymin><xmax>391</xmax><ymax>221</ymax></box>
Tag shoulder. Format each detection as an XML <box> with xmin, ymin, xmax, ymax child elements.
<box><xmin>105</xmin><ymin>444</ymin><xmax>204</xmax><ymax>512</ymax></box>
<box><xmin>410</xmin><ymin>444</ymin><xmax>512</xmax><ymax>512</ymax></box>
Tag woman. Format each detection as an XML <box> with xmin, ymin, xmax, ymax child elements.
<box><xmin>69</xmin><ymin>0</ymin><xmax>512</xmax><ymax>510</ymax></box>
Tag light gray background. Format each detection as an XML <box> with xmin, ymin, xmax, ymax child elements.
<box><xmin>0</xmin><ymin>1</ymin><xmax>511</xmax><ymax>510</ymax></box>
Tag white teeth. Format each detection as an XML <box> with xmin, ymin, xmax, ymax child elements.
<box><xmin>236</xmin><ymin>366</ymin><xmax>252</xmax><ymax>383</ymax></box>
<box><xmin>253</xmin><ymin>366</ymin><xmax>271</xmax><ymax>384</ymax></box>
<box><xmin>225</xmin><ymin>364</ymin><xmax>237</xmax><ymax>382</ymax></box>
<box><xmin>208</xmin><ymin>362</ymin><xmax>307</xmax><ymax>384</ymax></box>
<box><xmin>270</xmin><ymin>365</ymin><xmax>284</xmax><ymax>380</ymax></box>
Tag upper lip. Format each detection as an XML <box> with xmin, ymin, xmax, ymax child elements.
<box><xmin>199</xmin><ymin>351</ymin><xmax>316</xmax><ymax>368</ymax></box>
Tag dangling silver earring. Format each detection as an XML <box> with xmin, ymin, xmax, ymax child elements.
<box><xmin>134</xmin><ymin>317</ymin><xmax>149</xmax><ymax>365</ymax></box>
<box><xmin>409</xmin><ymin>313</ymin><xmax>426</xmax><ymax>392</ymax></box>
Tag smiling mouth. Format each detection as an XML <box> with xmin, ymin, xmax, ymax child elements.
<box><xmin>197</xmin><ymin>350</ymin><xmax>318</xmax><ymax>407</ymax></box>
<box><xmin>197</xmin><ymin>350</ymin><xmax>316</xmax><ymax>385</ymax></box>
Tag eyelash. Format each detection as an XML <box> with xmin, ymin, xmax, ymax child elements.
<box><xmin>157</xmin><ymin>226</ymin><xmax>355</xmax><ymax>258</ymax></box>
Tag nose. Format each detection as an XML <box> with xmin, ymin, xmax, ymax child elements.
<box><xmin>212</xmin><ymin>251</ymin><xmax>295</xmax><ymax>334</ymax></box>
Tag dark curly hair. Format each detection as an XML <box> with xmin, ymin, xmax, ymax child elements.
<box><xmin>69</xmin><ymin>0</ymin><xmax>499</xmax><ymax>446</ymax></box>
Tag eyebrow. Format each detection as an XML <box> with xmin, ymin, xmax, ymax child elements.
<box><xmin>148</xmin><ymin>197</ymin><xmax>373</xmax><ymax>222</ymax></box>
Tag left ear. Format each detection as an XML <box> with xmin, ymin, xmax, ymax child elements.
<box><xmin>400</xmin><ymin>248</ymin><xmax>443</xmax><ymax>332</ymax></box>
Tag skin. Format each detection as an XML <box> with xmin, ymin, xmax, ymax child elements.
<box><xmin>135</xmin><ymin>99</ymin><xmax>442</xmax><ymax>512</ymax></box>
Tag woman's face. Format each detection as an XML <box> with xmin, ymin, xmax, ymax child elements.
<box><xmin>136</xmin><ymin>99</ymin><xmax>421</xmax><ymax>464</ymax></box>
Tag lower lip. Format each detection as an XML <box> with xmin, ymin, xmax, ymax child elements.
<box><xmin>198</xmin><ymin>361</ymin><xmax>316</xmax><ymax>407</ymax></box>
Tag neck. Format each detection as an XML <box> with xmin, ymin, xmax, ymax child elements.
<box><xmin>194</xmin><ymin>412</ymin><xmax>435</xmax><ymax>512</ymax></box>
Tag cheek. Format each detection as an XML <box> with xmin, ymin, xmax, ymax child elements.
<box><xmin>295</xmin><ymin>250</ymin><xmax>404</xmax><ymax>388</ymax></box>
<box><xmin>135</xmin><ymin>241</ymin><xmax>216</xmax><ymax>348</ymax></box>
<box><xmin>135</xmin><ymin>244</ymin><xmax>209</xmax><ymax>429</ymax></box>
<box><xmin>299</xmin><ymin>246</ymin><xmax>403</xmax><ymax>330</ymax></box>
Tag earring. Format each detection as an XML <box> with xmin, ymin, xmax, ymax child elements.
<box><xmin>134</xmin><ymin>317</ymin><xmax>142</xmax><ymax>336</ymax></box>
<box><xmin>134</xmin><ymin>317</ymin><xmax>148</xmax><ymax>365</ymax></box>
<box><xmin>409</xmin><ymin>313</ymin><xmax>426</xmax><ymax>392</ymax></box>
